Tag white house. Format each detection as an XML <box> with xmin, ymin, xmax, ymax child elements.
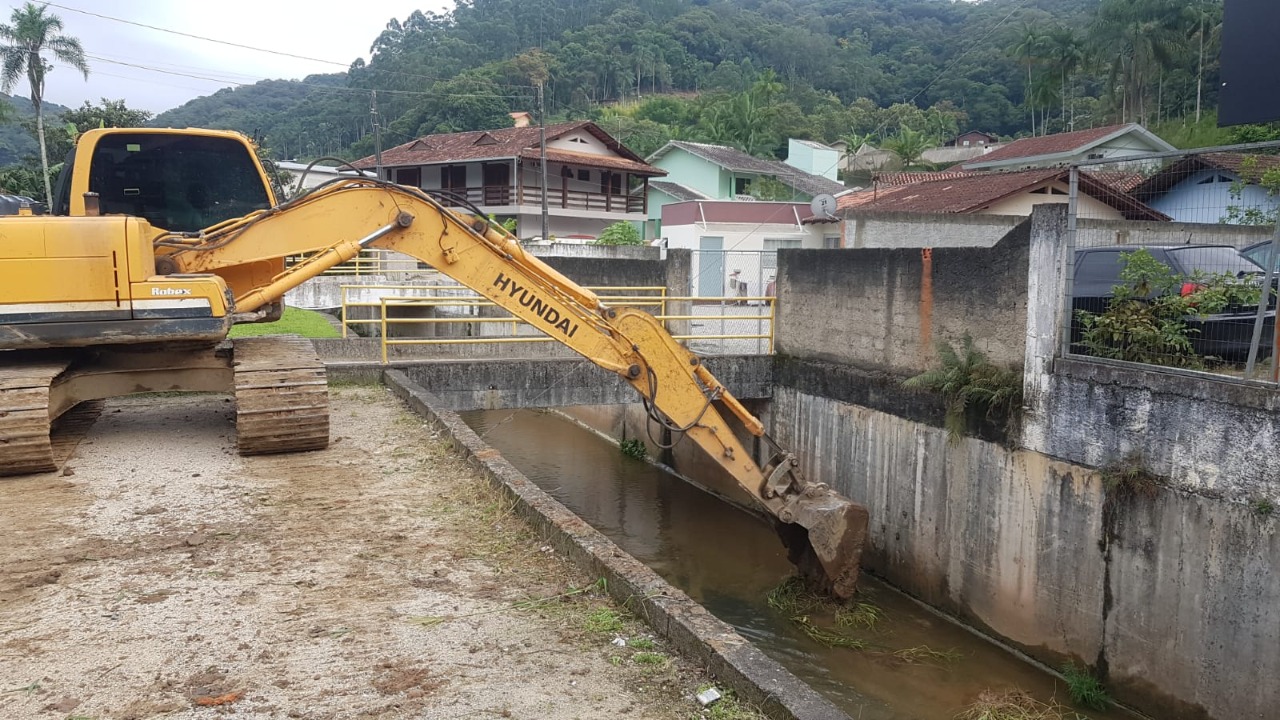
<box><xmin>960</xmin><ymin>123</ymin><xmax>1175</xmax><ymax>172</ymax></box>
<box><xmin>1130</xmin><ymin>152</ymin><xmax>1280</xmax><ymax>224</ymax></box>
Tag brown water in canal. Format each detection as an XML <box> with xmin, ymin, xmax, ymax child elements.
<box><xmin>461</xmin><ymin>409</ymin><xmax>1137</xmax><ymax>720</ymax></box>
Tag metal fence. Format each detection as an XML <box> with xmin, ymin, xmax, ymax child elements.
<box><xmin>689</xmin><ymin>250</ymin><xmax>777</xmax><ymax>300</ymax></box>
<box><xmin>1064</xmin><ymin>141</ymin><xmax>1280</xmax><ymax>381</ymax></box>
<box><xmin>339</xmin><ymin>284</ymin><xmax>775</xmax><ymax>361</ymax></box>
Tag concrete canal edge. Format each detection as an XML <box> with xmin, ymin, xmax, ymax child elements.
<box><xmin>382</xmin><ymin>370</ymin><xmax>852</xmax><ymax>720</ymax></box>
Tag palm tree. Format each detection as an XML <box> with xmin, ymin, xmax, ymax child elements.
<box><xmin>1009</xmin><ymin>23</ymin><xmax>1045</xmax><ymax>135</ymax></box>
<box><xmin>0</xmin><ymin>2</ymin><xmax>88</xmax><ymax>204</ymax></box>
<box><xmin>1046</xmin><ymin>27</ymin><xmax>1084</xmax><ymax>130</ymax></box>
<box><xmin>885</xmin><ymin>127</ymin><xmax>928</xmax><ymax>170</ymax></box>
<box><xmin>1092</xmin><ymin>0</ymin><xmax>1188</xmax><ymax>125</ymax></box>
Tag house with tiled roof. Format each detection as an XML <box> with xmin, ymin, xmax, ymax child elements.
<box><xmin>643</xmin><ymin>140</ymin><xmax>846</xmax><ymax>241</ymax></box>
<box><xmin>352</xmin><ymin>121</ymin><xmax>665</xmax><ymax>242</ymax></box>
<box><xmin>960</xmin><ymin>123</ymin><xmax>1175</xmax><ymax>172</ymax></box>
<box><xmin>826</xmin><ymin>167</ymin><xmax>1168</xmax><ymax>221</ymax></box>
<box><xmin>1129</xmin><ymin>152</ymin><xmax>1280</xmax><ymax>224</ymax></box>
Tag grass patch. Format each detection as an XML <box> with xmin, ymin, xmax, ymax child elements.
<box><xmin>834</xmin><ymin>601</ymin><xmax>882</xmax><ymax>630</ymax></box>
<box><xmin>1100</xmin><ymin>454</ymin><xmax>1160</xmax><ymax>501</ymax></box>
<box><xmin>1060</xmin><ymin>663</ymin><xmax>1111</xmax><ymax>711</ymax></box>
<box><xmin>694</xmin><ymin>686</ymin><xmax>764</xmax><ymax>720</ymax></box>
<box><xmin>619</xmin><ymin>438</ymin><xmax>647</xmax><ymax>460</ymax></box>
<box><xmin>1250</xmin><ymin>497</ymin><xmax>1275</xmax><ymax>517</ymax></box>
<box><xmin>584</xmin><ymin>607</ymin><xmax>625</xmax><ymax>634</ymax></box>
<box><xmin>632</xmin><ymin>651</ymin><xmax>667</xmax><ymax>666</ymax></box>
<box><xmin>629</xmin><ymin>636</ymin><xmax>656</xmax><ymax>650</ymax></box>
<box><xmin>954</xmin><ymin>689</ymin><xmax>1086</xmax><ymax>720</ymax></box>
<box><xmin>228</xmin><ymin>306</ymin><xmax>340</xmax><ymax>339</ymax></box>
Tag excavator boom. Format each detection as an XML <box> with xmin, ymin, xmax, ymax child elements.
<box><xmin>0</xmin><ymin>128</ymin><xmax>867</xmax><ymax>598</ymax></box>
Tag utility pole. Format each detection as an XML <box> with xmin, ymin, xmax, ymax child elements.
<box><xmin>538</xmin><ymin>83</ymin><xmax>549</xmax><ymax>243</ymax></box>
<box><xmin>371</xmin><ymin>90</ymin><xmax>384</xmax><ymax>180</ymax></box>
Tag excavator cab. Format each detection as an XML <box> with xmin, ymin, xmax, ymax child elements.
<box><xmin>52</xmin><ymin>129</ymin><xmax>276</xmax><ymax>232</ymax></box>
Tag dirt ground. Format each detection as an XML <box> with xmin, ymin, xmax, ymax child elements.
<box><xmin>0</xmin><ymin>386</ymin><xmax>754</xmax><ymax>720</ymax></box>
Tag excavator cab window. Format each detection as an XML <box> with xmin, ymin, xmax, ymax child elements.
<box><xmin>82</xmin><ymin>133</ymin><xmax>272</xmax><ymax>232</ymax></box>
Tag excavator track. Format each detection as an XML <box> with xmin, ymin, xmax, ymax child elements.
<box><xmin>0</xmin><ymin>360</ymin><xmax>72</xmax><ymax>475</ymax></box>
<box><xmin>232</xmin><ymin>336</ymin><xmax>330</xmax><ymax>456</ymax></box>
<box><xmin>0</xmin><ymin>360</ymin><xmax>105</xmax><ymax>476</ymax></box>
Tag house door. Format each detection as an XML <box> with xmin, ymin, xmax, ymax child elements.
<box><xmin>482</xmin><ymin>163</ymin><xmax>510</xmax><ymax>205</ymax></box>
<box><xmin>698</xmin><ymin>236</ymin><xmax>724</xmax><ymax>297</ymax></box>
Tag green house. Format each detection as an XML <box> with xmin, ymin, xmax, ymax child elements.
<box><xmin>643</xmin><ymin>140</ymin><xmax>845</xmax><ymax>241</ymax></box>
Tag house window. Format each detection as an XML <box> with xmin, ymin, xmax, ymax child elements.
<box><xmin>441</xmin><ymin>165</ymin><xmax>467</xmax><ymax>192</ymax></box>
<box><xmin>763</xmin><ymin>237</ymin><xmax>803</xmax><ymax>269</ymax></box>
<box><xmin>734</xmin><ymin>177</ymin><xmax>751</xmax><ymax>195</ymax></box>
<box><xmin>578</xmin><ymin>169</ymin><xmax>590</xmax><ymax>182</ymax></box>
<box><xmin>823</xmin><ymin>235</ymin><xmax>840</xmax><ymax>249</ymax></box>
<box><xmin>963</xmin><ymin>140</ymin><xmax>971</xmax><ymax>147</ymax></box>
<box><xmin>395</xmin><ymin>168</ymin><xmax>421</xmax><ymax>187</ymax></box>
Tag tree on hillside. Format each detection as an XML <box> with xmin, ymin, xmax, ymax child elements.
<box><xmin>0</xmin><ymin>1</ymin><xmax>88</xmax><ymax>203</ymax></box>
<box><xmin>63</xmin><ymin>98</ymin><xmax>152</xmax><ymax>132</ymax></box>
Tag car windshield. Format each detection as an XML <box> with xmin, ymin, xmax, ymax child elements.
<box><xmin>1167</xmin><ymin>246</ymin><xmax>1264</xmax><ymax>278</ymax></box>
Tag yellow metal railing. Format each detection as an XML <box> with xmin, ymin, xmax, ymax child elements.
<box><xmin>339</xmin><ymin>284</ymin><xmax>775</xmax><ymax>362</ymax></box>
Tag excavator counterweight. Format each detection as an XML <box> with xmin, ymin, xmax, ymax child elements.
<box><xmin>0</xmin><ymin>127</ymin><xmax>868</xmax><ymax>598</ymax></box>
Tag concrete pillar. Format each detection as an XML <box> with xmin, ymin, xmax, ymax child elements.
<box><xmin>663</xmin><ymin>248</ymin><xmax>693</xmax><ymax>341</ymax></box>
<box><xmin>1021</xmin><ymin>203</ymin><xmax>1070</xmax><ymax>452</ymax></box>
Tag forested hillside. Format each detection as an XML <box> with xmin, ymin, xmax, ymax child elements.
<box><xmin>149</xmin><ymin>0</ymin><xmax>1228</xmax><ymax>162</ymax></box>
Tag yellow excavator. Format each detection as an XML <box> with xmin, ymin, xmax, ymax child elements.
<box><xmin>0</xmin><ymin>127</ymin><xmax>867</xmax><ymax>598</ymax></box>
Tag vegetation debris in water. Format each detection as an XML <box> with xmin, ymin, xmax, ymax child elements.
<box><xmin>893</xmin><ymin>645</ymin><xmax>964</xmax><ymax>664</ymax></box>
<box><xmin>953</xmin><ymin>689</ymin><xmax>1088</xmax><ymax>720</ymax></box>
<box><xmin>834</xmin><ymin>601</ymin><xmax>883</xmax><ymax>630</ymax></box>
<box><xmin>792</xmin><ymin>615</ymin><xmax>866</xmax><ymax>649</ymax></box>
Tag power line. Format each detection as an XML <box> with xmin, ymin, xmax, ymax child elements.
<box><xmin>44</xmin><ymin>1</ymin><xmax>536</xmax><ymax>91</ymax></box>
<box><xmin>45</xmin><ymin>1</ymin><xmax>352</xmax><ymax>67</ymax></box>
<box><xmin>78</xmin><ymin>53</ymin><xmax>533</xmax><ymax>102</ymax></box>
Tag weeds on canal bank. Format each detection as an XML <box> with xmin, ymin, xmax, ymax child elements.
<box><xmin>1060</xmin><ymin>663</ymin><xmax>1112</xmax><ymax>711</ymax></box>
<box><xmin>954</xmin><ymin>690</ymin><xmax>1088</xmax><ymax>720</ymax></box>
<box><xmin>620</xmin><ymin>438</ymin><xmax>648</xmax><ymax>460</ymax></box>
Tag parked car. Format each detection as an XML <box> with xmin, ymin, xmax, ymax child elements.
<box><xmin>1072</xmin><ymin>245</ymin><xmax>1275</xmax><ymax>361</ymax></box>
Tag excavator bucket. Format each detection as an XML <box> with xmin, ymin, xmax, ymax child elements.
<box><xmin>761</xmin><ymin>455</ymin><xmax>868</xmax><ymax>600</ymax></box>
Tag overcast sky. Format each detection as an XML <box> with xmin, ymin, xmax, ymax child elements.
<box><xmin>5</xmin><ymin>1</ymin><xmax>450</xmax><ymax>114</ymax></box>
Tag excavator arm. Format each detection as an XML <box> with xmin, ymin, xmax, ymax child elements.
<box><xmin>157</xmin><ymin>177</ymin><xmax>868</xmax><ymax>598</ymax></box>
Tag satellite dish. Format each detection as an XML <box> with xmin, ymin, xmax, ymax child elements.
<box><xmin>810</xmin><ymin>193</ymin><xmax>838</xmax><ymax>219</ymax></box>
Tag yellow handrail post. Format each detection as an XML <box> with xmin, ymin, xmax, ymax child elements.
<box><xmin>380</xmin><ymin>297</ymin><xmax>389</xmax><ymax>364</ymax></box>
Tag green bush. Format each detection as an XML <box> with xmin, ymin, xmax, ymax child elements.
<box><xmin>904</xmin><ymin>334</ymin><xmax>1023</xmax><ymax>443</ymax></box>
<box><xmin>1075</xmin><ymin>248</ymin><xmax>1262</xmax><ymax>368</ymax></box>
<box><xmin>593</xmin><ymin>221</ymin><xmax>643</xmax><ymax>246</ymax></box>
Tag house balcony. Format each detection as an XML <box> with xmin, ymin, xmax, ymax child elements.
<box><xmin>437</xmin><ymin>185</ymin><xmax>646</xmax><ymax>215</ymax></box>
